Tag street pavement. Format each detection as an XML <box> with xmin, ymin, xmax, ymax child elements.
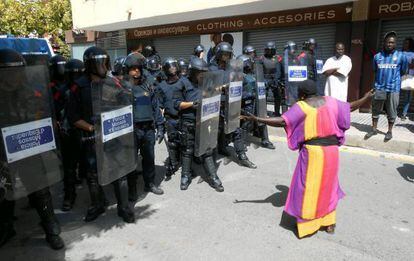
<box><xmin>0</xmin><ymin>136</ymin><xmax>413</xmax><ymax>261</ymax></box>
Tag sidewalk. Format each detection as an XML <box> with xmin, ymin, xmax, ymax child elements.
<box><xmin>267</xmin><ymin>106</ymin><xmax>414</xmax><ymax>156</ymax></box>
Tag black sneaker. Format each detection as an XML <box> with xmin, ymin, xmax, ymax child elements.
<box><xmin>364</xmin><ymin>130</ymin><xmax>378</xmax><ymax>140</ymax></box>
<box><xmin>384</xmin><ymin>132</ymin><xmax>393</xmax><ymax>142</ymax></box>
<box><xmin>144</xmin><ymin>184</ymin><xmax>164</xmax><ymax>195</ymax></box>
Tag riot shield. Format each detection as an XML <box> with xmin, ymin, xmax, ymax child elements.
<box><xmin>284</xmin><ymin>50</ymin><xmax>308</xmax><ymax>106</ymax></box>
<box><xmin>194</xmin><ymin>71</ymin><xmax>223</xmax><ymax>158</ymax></box>
<box><xmin>254</xmin><ymin>63</ymin><xmax>267</xmax><ymax>119</ymax></box>
<box><xmin>91</xmin><ymin>77</ymin><xmax>137</xmax><ymax>186</ymax></box>
<box><xmin>223</xmin><ymin>59</ymin><xmax>243</xmax><ymax>134</ymax></box>
<box><xmin>0</xmin><ymin>65</ymin><xmax>63</xmax><ymax>200</ymax></box>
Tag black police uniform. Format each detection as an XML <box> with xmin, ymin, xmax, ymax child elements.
<box><xmin>173</xmin><ymin>76</ymin><xmax>224</xmax><ymax>191</ymax></box>
<box><xmin>157</xmin><ymin>78</ymin><xmax>186</xmax><ymax>178</ymax></box>
<box><xmin>128</xmin><ymin>77</ymin><xmax>165</xmax><ymax>192</ymax></box>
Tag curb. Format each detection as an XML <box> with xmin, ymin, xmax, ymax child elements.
<box><xmin>269</xmin><ymin>127</ymin><xmax>414</xmax><ymax>156</ymax></box>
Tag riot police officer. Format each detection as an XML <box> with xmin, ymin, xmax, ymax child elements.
<box><xmin>191</xmin><ymin>44</ymin><xmax>205</xmax><ymax>61</ymax></box>
<box><xmin>177</xmin><ymin>58</ymin><xmax>189</xmax><ymax>78</ymax></box>
<box><xmin>259</xmin><ymin>42</ymin><xmax>283</xmax><ymax>117</ymax></box>
<box><xmin>173</xmin><ymin>57</ymin><xmax>224</xmax><ymax>192</ymax></box>
<box><xmin>123</xmin><ymin>52</ymin><xmax>165</xmax><ymax>197</ymax></box>
<box><xmin>299</xmin><ymin>38</ymin><xmax>317</xmax><ymax>82</ymax></box>
<box><xmin>67</xmin><ymin>46</ymin><xmax>135</xmax><ymax>223</ymax></box>
<box><xmin>283</xmin><ymin>41</ymin><xmax>303</xmax><ymax>106</ymax></box>
<box><xmin>112</xmin><ymin>56</ymin><xmax>126</xmax><ymax>80</ymax></box>
<box><xmin>145</xmin><ymin>55</ymin><xmax>165</xmax><ymax>87</ymax></box>
<box><xmin>157</xmin><ymin>58</ymin><xmax>184</xmax><ymax>180</ymax></box>
<box><xmin>210</xmin><ymin>42</ymin><xmax>257</xmax><ymax>168</ymax></box>
<box><xmin>61</xmin><ymin>59</ymin><xmax>86</xmax><ymax>211</ymax></box>
<box><xmin>0</xmin><ymin>48</ymin><xmax>64</xmax><ymax>250</ymax></box>
<box><xmin>142</xmin><ymin>45</ymin><xmax>161</xmax><ymax>62</ymax></box>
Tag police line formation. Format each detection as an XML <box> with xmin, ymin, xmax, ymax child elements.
<box><xmin>0</xmin><ymin>39</ymin><xmax>325</xmax><ymax>250</ymax></box>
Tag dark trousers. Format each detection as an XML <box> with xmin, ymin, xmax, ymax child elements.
<box><xmin>134</xmin><ymin>126</ymin><xmax>156</xmax><ymax>187</ymax></box>
<box><xmin>165</xmin><ymin>118</ymin><xmax>181</xmax><ymax>169</ymax></box>
<box><xmin>61</xmin><ymin>130</ymin><xmax>81</xmax><ymax>196</ymax></box>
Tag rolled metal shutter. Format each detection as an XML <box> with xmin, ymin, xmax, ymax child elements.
<box><xmin>379</xmin><ymin>18</ymin><xmax>414</xmax><ymax>49</ymax></box>
<box><xmin>246</xmin><ymin>24</ymin><xmax>336</xmax><ymax>62</ymax></box>
<box><xmin>153</xmin><ymin>35</ymin><xmax>200</xmax><ymax>61</ymax></box>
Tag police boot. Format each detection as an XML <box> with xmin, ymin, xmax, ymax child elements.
<box><xmin>203</xmin><ymin>156</ymin><xmax>224</xmax><ymax>192</ymax></box>
<box><xmin>237</xmin><ymin>153</ymin><xmax>257</xmax><ymax>169</ymax></box>
<box><xmin>180</xmin><ymin>154</ymin><xmax>192</xmax><ymax>190</ymax></box>
<box><xmin>0</xmin><ymin>200</ymin><xmax>16</xmax><ymax>248</ymax></box>
<box><xmin>260</xmin><ymin>126</ymin><xmax>275</xmax><ymax>150</ymax></box>
<box><xmin>85</xmin><ymin>173</ymin><xmax>105</xmax><ymax>222</ymax></box>
<box><xmin>62</xmin><ymin>189</ymin><xmax>76</xmax><ymax>212</ymax></box>
<box><xmin>113</xmin><ymin>177</ymin><xmax>135</xmax><ymax>223</ymax></box>
<box><xmin>127</xmin><ymin>172</ymin><xmax>138</xmax><ymax>202</ymax></box>
<box><xmin>30</xmin><ymin>189</ymin><xmax>64</xmax><ymax>250</ymax></box>
<box><xmin>165</xmin><ymin>142</ymin><xmax>181</xmax><ymax>180</ymax></box>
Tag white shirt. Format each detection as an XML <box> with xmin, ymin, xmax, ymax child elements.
<box><xmin>322</xmin><ymin>55</ymin><xmax>352</xmax><ymax>102</ymax></box>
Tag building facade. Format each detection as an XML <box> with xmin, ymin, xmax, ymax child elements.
<box><xmin>68</xmin><ymin>0</ymin><xmax>414</xmax><ymax>106</ymax></box>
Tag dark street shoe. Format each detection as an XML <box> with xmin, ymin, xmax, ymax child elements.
<box><xmin>401</xmin><ymin>115</ymin><xmax>407</xmax><ymax>121</ymax></box>
<box><xmin>325</xmin><ymin>224</ymin><xmax>336</xmax><ymax>234</ymax></box>
<box><xmin>117</xmin><ymin>209</ymin><xmax>135</xmax><ymax>223</ymax></box>
<box><xmin>209</xmin><ymin>177</ymin><xmax>224</xmax><ymax>192</ymax></box>
<box><xmin>364</xmin><ymin>130</ymin><xmax>378</xmax><ymax>140</ymax></box>
<box><xmin>384</xmin><ymin>132</ymin><xmax>393</xmax><ymax>142</ymax></box>
<box><xmin>261</xmin><ymin>140</ymin><xmax>275</xmax><ymax>150</ymax></box>
<box><xmin>144</xmin><ymin>184</ymin><xmax>164</xmax><ymax>195</ymax></box>
<box><xmin>46</xmin><ymin>234</ymin><xmax>65</xmax><ymax>250</ymax></box>
<box><xmin>61</xmin><ymin>193</ymin><xmax>76</xmax><ymax>212</ymax></box>
<box><xmin>180</xmin><ymin>175</ymin><xmax>191</xmax><ymax>190</ymax></box>
<box><xmin>238</xmin><ymin>154</ymin><xmax>257</xmax><ymax>169</ymax></box>
<box><xmin>84</xmin><ymin>206</ymin><xmax>105</xmax><ymax>222</ymax></box>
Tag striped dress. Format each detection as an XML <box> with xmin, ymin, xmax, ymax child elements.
<box><xmin>281</xmin><ymin>96</ymin><xmax>351</xmax><ymax>238</ymax></box>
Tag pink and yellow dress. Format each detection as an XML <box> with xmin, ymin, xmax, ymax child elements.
<box><xmin>281</xmin><ymin>96</ymin><xmax>351</xmax><ymax>238</ymax></box>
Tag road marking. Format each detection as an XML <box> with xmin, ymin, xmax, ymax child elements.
<box><xmin>269</xmin><ymin>135</ymin><xmax>414</xmax><ymax>163</ymax></box>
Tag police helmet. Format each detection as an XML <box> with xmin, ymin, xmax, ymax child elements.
<box><xmin>162</xmin><ymin>57</ymin><xmax>179</xmax><ymax>77</ymax></box>
<box><xmin>49</xmin><ymin>54</ymin><xmax>67</xmax><ymax>81</ymax></box>
<box><xmin>83</xmin><ymin>46</ymin><xmax>110</xmax><ymax>79</ymax></box>
<box><xmin>146</xmin><ymin>55</ymin><xmax>161</xmax><ymax>71</ymax></box>
<box><xmin>123</xmin><ymin>52</ymin><xmax>146</xmax><ymax>75</ymax></box>
<box><xmin>177</xmin><ymin>58</ymin><xmax>189</xmax><ymax>76</ymax></box>
<box><xmin>0</xmin><ymin>48</ymin><xmax>26</xmax><ymax>68</ymax></box>
<box><xmin>193</xmin><ymin>44</ymin><xmax>205</xmax><ymax>57</ymax></box>
<box><xmin>264</xmin><ymin>42</ymin><xmax>277</xmax><ymax>56</ymax></box>
<box><xmin>65</xmin><ymin>59</ymin><xmax>85</xmax><ymax>82</ymax></box>
<box><xmin>243</xmin><ymin>45</ymin><xmax>256</xmax><ymax>55</ymax></box>
<box><xmin>285</xmin><ymin>41</ymin><xmax>297</xmax><ymax>52</ymax></box>
<box><xmin>237</xmin><ymin>54</ymin><xmax>253</xmax><ymax>73</ymax></box>
<box><xmin>112</xmin><ymin>56</ymin><xmax>126</xmax><ymax>76</ymax></box>
<box><xmin>142</xmin><ymin>45</ymin><xmax>155</xmax><ymax>58</ymax></box>
<box><xmin>215</xmin><ymin>42</ymin><xmax>233</xmax><ymax>61</ymax></box>
<box><xmin>189</xmin><ymin>57</ymin><xmax>209</xmax><ymax>72</ymax></box>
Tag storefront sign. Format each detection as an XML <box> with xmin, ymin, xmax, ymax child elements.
<box><xmin>370</xmin><ymin>0</ymin><xmax>414</xmax><ymax>19</ymax></box>
<box><xmin>127</xmin><ymin>3</ymin><xmax>352</xmax><ymax>39</ymax></box>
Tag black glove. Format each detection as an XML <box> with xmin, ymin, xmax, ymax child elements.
<box><xmin>156</xmin><ymin>126</ymin><xmax>165</xmax><ymax>144</ymax></box>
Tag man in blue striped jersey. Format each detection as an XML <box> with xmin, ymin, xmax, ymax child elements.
<box><xmin>365</xmin><ymin>31</ymin><xmax>408</xmax><ymax>142</ymax></box>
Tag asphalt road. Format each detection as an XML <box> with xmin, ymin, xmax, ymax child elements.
<box><xmin>1</xmin><ymin>136</ymin><xmax>413</xmax><ymax>261</ymax></box>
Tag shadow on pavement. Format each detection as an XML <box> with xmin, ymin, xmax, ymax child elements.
<box><xmin>397</xmin><ymin>163</ymin><xmax>414</xmax><ymax>183</ymax></box>
<box><xmin>395</xmin><ymin>123</ymin><xmax>414</xmax><ymax>133</ymax></box>
<box><xmin>233</xmin><ymin>185</ymin><xmax>289</xmax><ymax>207</ymax></box>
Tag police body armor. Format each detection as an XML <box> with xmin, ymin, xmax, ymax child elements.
<box><xmin>158</xmin><ymin>79</ymin><xmax>182</xmax><ymax>118</ymax></box>
<box><xmin>223</xmin><ymin>59</ymin><xmax>243</xmax><ymax>134</ymax></box>
<box><xmin>131</xmin><ymin>81</ymin><xmax>154</xmax><ymax>123</ymax></box>
<box><xmin>194</xmin><ymin>71</ymin><xmax>223</xmax><ymax>157</ymax></box>
<box><xmin>0</xmin><ymin>62</ymin><xmax>63</xmax><ymax>200</ymax></box>
<box><xmin>90</xmin><ymin>76</ymin><xmax>137</xmax><ymax>186</ymax></box>
<box><xmin>262</xmin><ymin>56</ymin><xmax>278</xmax><ymax>88</ymax></box>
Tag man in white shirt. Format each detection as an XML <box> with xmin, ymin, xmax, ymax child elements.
<box><xmin>322</xmin><ymin>43</ymin><xmax>353</xmax><ymax>102</ymax></box>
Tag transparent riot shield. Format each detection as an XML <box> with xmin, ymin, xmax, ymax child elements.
<box><xmin>255</xmin><ymin>63</ymin><xmax>267</xmax><ymax>119</ymax></box>
<box><xmin>223</xmin><ymin>59</ymin><xmax>243</xmax><ymax>134</ymax></box>
<box><xmin>194</xmin><ymin>71</ymin><xmax>223</xmax><ymax>158</ymax></box>
<box><xmin>0</xmin><ymin>65</ymin><xmax>63</xmax><ymax>200</ymax></box>
<box><xmin>284</xmin><ymin>50</ymin><xmax>308</xmax><ymax>106</ymax></box>
<box><xmin>91</xmin><ymin>77</ymin><xmax>137</xmax><ymax>186</ymax></box>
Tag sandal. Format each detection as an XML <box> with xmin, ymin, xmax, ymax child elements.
<box><xmin>326</xmin><ymin>224</ymin><xmax>336</xmax><ymax>234</ymax></box>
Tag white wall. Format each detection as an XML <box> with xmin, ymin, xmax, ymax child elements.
<box><xmin>70</xmin><ymin>0</ymin><xmax>353</xmax><ymax>32</ymax></box>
